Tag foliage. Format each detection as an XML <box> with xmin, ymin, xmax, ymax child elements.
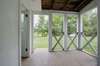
<box><xmin>34</xmin><ymin>15</ymin><xmax>48</xmax><ymax>37</ymax></box>
<box><xmin>52</xmin><ymin>15</ymin><xmax>77</xmax><ymax>35</ymax></box>
<box><xmin>52</xmin><ymin>15</ymin><xmax>63</xmax><ymax>36</ymax></box>
<box><xmin>67</xmin><ymin>16</ymin><xmax>77</xmax><ymax>34</ymax></box>
<box><xmin>83</xmin><ymin>8</ymin><xmax>97</xmax><ymax>36</ymax></box>
<box><xmin>34</xmin><ymin>8</ymin><xmax>97</xmax><ymax>36</ymax></box>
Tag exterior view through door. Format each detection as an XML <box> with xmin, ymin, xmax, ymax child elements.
<box><xmin>33</xmin><ymin>14</ymin><xmax>49</xmax><ymax>49</ymax></box>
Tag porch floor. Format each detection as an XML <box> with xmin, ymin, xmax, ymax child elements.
<box><xmin>22</xmin><ymin>48</ymin><xmax>96</xmax><ymax>66</ymax></box>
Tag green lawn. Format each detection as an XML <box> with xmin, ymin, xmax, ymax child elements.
<box><xmin>33</xmin><ymin>36</ymin><xmax>48</xmax><ymax>48</ymax></box>
<box><xmin>33</xmin><ymin>34</ymin><xmax>97</xmax><ymax>55</ymax></box>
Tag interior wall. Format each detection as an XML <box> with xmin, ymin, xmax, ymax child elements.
<box><xmin>21</xmin><ymin>0</ymin><xmax>41</xmax><ymax>11</ymax></box>
<box><xmin>0</xmin><ymin>0</ymin><xmax>19</xmax><ymax>66</ymax></box>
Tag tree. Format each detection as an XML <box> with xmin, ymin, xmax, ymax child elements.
<box><xmin>83</xmin><ymin>8</ymin><xmax>97</xmax><ymax>36</ymax></box>
<box><xmin>67</xmin><ymin>16</ymin><xmax>77</xmax><ymax>34</ymax></box>
<box><xmin>35</xmin><ymin>15</ymin><xmax>78</xmax><ymax>36</ymax></box>
<box><xmin>34</xmin><ymin>15</ymin><xmax>48</xmax><ymax>37</ymax></box>
<box><xmin>52</xmin><ymin>15</ymin><xmax>63</xmax><ymax>36</ymax></box>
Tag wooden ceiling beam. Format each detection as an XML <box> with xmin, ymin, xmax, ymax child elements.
<box><xmin>50</xmin><ymin>0</ymin><xmax>55</xmax><ymax>9</ymax></box>
<box><xmin>60</xmin><ymin>0</ymin><xmax>71</xmax><ymax>10</ymax></box>
<box><xmin>42</xmin><ymin>0</ymin><xmax>93</xmax><ymax>12</ymax></box>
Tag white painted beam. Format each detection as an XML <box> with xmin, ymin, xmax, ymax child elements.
<box><xmin>48</xmin><ymin>14</ymin><xmax>53</xmax><ymax>51</ymax></box>
<box><xmin>77</xmin><ymin>14</ymin><xmax>83</xmax><ymax>50</ymax></box>
<box><xmin>33</xmin><ymin>10</ymin><xmax>78</xmax><ymax>15</ymax></box>
<box><xmin>96</xmin><ymin>0</ymin><xmax>100</xmax><ymax>66</ymax></box>
<box><xmin>29</xmin><ymin>10</ymin><xmax>34</xmax><ymax>56</ymax></box>
<box><xmin>63</xmin><ymin>14</ymin><xmax>68</xmax><ymax>51</ymax></box>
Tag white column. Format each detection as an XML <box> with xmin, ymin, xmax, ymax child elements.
<box><xmin>21</xmin><ymin>10</ymin><xmax>30</xmax><ymax>57</ymax></box>
<box><xmin>0</xmin><ymin>0</ymin><xmax>19</xmax><ymax>66</ymax></box>
<box><xmin>29</xmin><ymin>10</ymin><xmax>33</xmax><ymax>56</ymax></box>
<box><xmin>18</xmin><ymin>1</ymin><xmax>21</xmax><ymax>66</ymax></box>
<box><xmin>96</xmin><ymin>0</ymin><xmax>100</xmax><ymax>66</ymax></box>
<box><xmin>77</xmin><ymin>14</ymin><xmax>83</xmax><ymax>50</ymax></box>
<box><xmin>48</xmin><ymin>14</ymin><xmax>52</xmax><ymax>51</ymax></box>
<box><xmin>63</xmin><ymin>14</ymin><xmax>68</xmax><ymax>51</ymax></box>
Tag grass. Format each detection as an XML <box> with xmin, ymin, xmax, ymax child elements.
<box><xmin>33</xmin><ymin>36</ymin><xmax>48</xmax><ymax>48</ymax></box>
<box><xmin>33</xmin><ymin>34</ymin><xmax>97</xmax><ymax>55</ymax></box>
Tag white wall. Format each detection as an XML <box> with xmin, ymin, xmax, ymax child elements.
<box><xmin>21</xmin><ymin>0</ymin><xmax>41</xmax><ymax>11</ymax></box>
<box><xmin>0</xmin><ymin>0</ymin><xmax>19</xmax><ymax>66</ymax></box>
<box><xmin>80</xmin><ymin>0</ymin><xmax>97</xmax><ymax>14</ymax></box>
